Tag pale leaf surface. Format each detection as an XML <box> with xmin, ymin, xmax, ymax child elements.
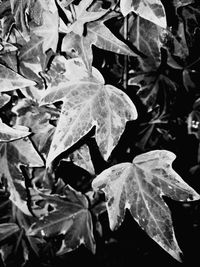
<box><xmin>92</xmin><ymin>150</ymin><xmax>200</xmax><ymax>261</ymax></box>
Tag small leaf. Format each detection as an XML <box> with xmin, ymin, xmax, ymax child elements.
<box><xmin>120</xmin><ymin>0</ymin><xmax>167</xmax><ymax>28</ymax></box>
<box><xmin>92</xmin><ymin>150</ymin><xmax>200</xmax><ymax>261</ymax></box>
<box><xmin>0</xmin><ymin>120</ymin><xmax>30</xmax><ymax>142</ymax></box>
<box><xmin>0</xmin><ymin>93</ymin><xmax>10</xmax><ymax>108</ymax></box>
<box><xmin>0</xmin><ymin>63</ymin><xmax>36</xmax><ymax>92</ymax></box>
<box><xmin>0</xmin><ymin>223</ymin><xmax>20</xmax><ymax>242</ymax></box>
<box><xmin>0</xmin><ymin>136</ymin><xmax>44</xmax><ymax>215</ymax></box>
<box><xmin>67</xmin><ymin>144</ymin><xmax>95</xmax><ymax>175</ymax></box>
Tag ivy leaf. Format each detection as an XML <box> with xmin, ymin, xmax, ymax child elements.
<box><xmin>92</xmin><ymin>150</ymin><xmax>200</xmax><ymax>261</ymax></box>
<box><xmin>172</xmin><ymin>0</ymin><xmax>194</xmax><ymax>11</ymax></box>
<box><xmin>0</xmin><ymin>63</ymin><xmax>36</xmax><ymax>92</ymax></box>
<box><xmin>10</xmin><ymin>0</ymin><xmax>32</xmax><ymax>40</ymax></box>
<box><xmin>32</xmin><ymin>11</ymin><xmax>59</xmax><ymax>53</ymax></box>
<box><xmin>0</xmin><ymin>135</ymin><xmax>44</xmax><ymax>215</ymax></box>
<box><xmin>27</xmin><ymin>185</ymin><xmax>96</xmax><ymax>255</ymax></box>
<box><xmin>0</xmin><ymin>120</ymin><xmax>30</xmax><ymax>142</ymax></box>
<box><xmin>66</xmin><ymin>0</ymin><xmax>108</xmax><ymax>36</ymax></box>
<box><xmin>0</xmin><ymin>223</ymin><xmax>20</xmax><ymax>242</ymax></box>
<box><xmin>12</xmin><ymin>98</ymin><xmax>55</xmax><ymax>158</ymax></box>
<box><xmin>125</xmin><ymin>15</ymin><xmax>164</xmax><ymax>70</ymax></box>
<box><xmin>129</xmin><ymin>73</ymin><xmax>176</xmax><ymax>111</ymax></box>
<box><xmin>19</xmin><ymin>34</ymin><xmax>46</xmax><ymax>71</ymax></box>
<box><xmin>66</xmin><ymin>144</ymin><xmax>95</xmax><ymax>175</ymax></box>
<box><xmin>40</xmin><ymin>58</ymin><xmax>137</xmax><ymax>166</ymax></box>
<box><xmin>120</xmin><ymin>0</ymin><xmax>167</xmax><ymax>28</ymax></box>
<box><xmin>126</xmin><ymin>16</ymin><xmax>176</xmax><ymax>111</ymax></box>
<box><xmin>62</xmin><ymin>13</ymin><xmax>138</xmax><ymax>71</ymax></box>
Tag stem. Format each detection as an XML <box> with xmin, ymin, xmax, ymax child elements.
<box><xmin>123</xmin><ymin>15</ymin><xmax>128</xmax><ymax>89</ymax></box>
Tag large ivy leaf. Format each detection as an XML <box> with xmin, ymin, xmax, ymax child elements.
<box><xmin>62</xmin><ymin>12</ymin><xmax>138</xmax><ymax>71</ymax></box>
<box><xmin>120</xmin><ymin>0</ymin><xmax>167</xmax><ymax>28</ymax></box>
<box><xmin>27</xmin><ymin>185</ymin><xmax>95</xmax><ymax>255</ymax></box>
<box><xmin>40</xmin><ymin>58</ymin><xmax>137</xmax><ymax>166</ymax></box>
<box><xmin>92</xmin><ymin>150</ymin><xmax>200</xmax><ymax>261</ymax></box>
<box><xmin>0</xmin><ymin>63</ymin><xmax>36</xmax><ymax>92</ymax></box>
<box><xmin>0</xmin><ymin>134</ymin><xmax>44</xmax><ymax>215</ymax></box>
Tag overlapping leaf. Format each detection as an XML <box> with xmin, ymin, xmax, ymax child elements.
<box><xmin>0</xmin><ymin>93</ymin><xmax>10</xmax><ymax>108</ymax></box>
<box><xmin>120</xmin><ymin>0</ymin><xmax>167</xmax><ymax>28</ymax></box>
<box><xmin>0</xmin><ymin>63</ymin><xmax>35</xmax><ymax>92</ymax></box>
<box><xmin>27</xmin><ymin>185</ymin><xmax>95</xmax><ymax>255</ymax></box>
<box><xmin>40</xmin><ymin>57</ymin><xmax>137</xmax><ymax>166</ymax></box>
<box><xmin>0</xmin><ymin>223</ymin><xmax>20</xmax><ymax>242</ymax></box>
<box><xmin>32</xmin><ymin>11</ymin><xmax>59</xmax><ymax>53</ymax></box>
<box><xmin>12</xmin><ymin>98</ymin><xmax>55</xmax><ymax>158</ymax></box>
<box><xmin>92</xmin><ymin>150</ymin><xmax>200</xmax><ymax>261</ymax></box>
<box><xmin>0</xmin><ymin>120</ymin><xmax>30</xmax><ymax>142</ymax></box>
<box><xmin>66</xmin><ymin>0</ymin><xmax>108</xmax><ymax>36</ymax></box>
<box><xmin>0</xmin><ymin>131</ymin><xmax>44</xmax><ymax>215</ymax></box>
<box><xmin>62</xmin><ymin>10</ymin><xmax>137</xmax><ymax>71</ymax></box>
<box><xmin>65</xmin><ymin>144</ymin><xmax>95</xmax><ymax>175</ymax></box>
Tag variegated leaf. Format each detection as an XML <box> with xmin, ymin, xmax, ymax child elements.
<box><xmin>92</xmin><ymin>150</ymin><xmax>200</xmax><ymax>262</ymax></box>
<box><xmin>120</xmin><ymin>0</ymin><xmax>167</xmax><ymax>28</ymax></box>
<box><xmin>40</xmin><ymin>58</ymin><xmax>137</xmax><ymax>166</ymax></box>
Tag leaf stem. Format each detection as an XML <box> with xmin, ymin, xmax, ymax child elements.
<box><xmin>123</xmin><ymin>15</ymin><xmax>128</xmax><ymax>89</ymax></box>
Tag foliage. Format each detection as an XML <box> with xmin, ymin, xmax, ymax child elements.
<box><xmin>0</xmin><ymin>0</ymin><xmax>200</xmax><ymax>266</ymax></box>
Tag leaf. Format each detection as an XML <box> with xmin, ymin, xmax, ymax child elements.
<box><xmin>0</xmin><ymin>136</ymin><xmax>44</xmax><ymax>215</ymax></box>
<box><xmin>125</xmin><ymin>15</ymin><xmax>164</xmax><ymax>70</ymax></box>
<box><xmin>66</xmin><ymin>0</ymin><xmax>108</xmax><ymax>36</ymax></box>
<box><xmin>40</xmin><ymin>58</ymin><xmax>137</xmax><ymax>166</ymax></box>
<box><xmin>66</xmin><ymin>144</ymin><xmax>95</xmax><ymax>175</ymax></box>
<box><xmin>0</xmin><ymin>120</ymin><xmax>30</xmax><ymax>142</ymax></box>
<box><xmin>129</xmin><ymin>73</ymin><xmax>176</xmax><ymax>111</ymax></box>
<box><xmin>181</xmin><ymin>4</ymin><xmax>200</xmax><ymax>48</ymax></box>
<box><xmin>32</xmin><ymin>11</ymin><xmax>59</xmax><ymax>53</ymax></box>
<box><xmin>0</xmin><ymin>223</ymin><xmax>20</xmax><ymax>242</ymax></box>
<box><xmin>19</xmin><ymin>34</ymin><xmax>46</xmax><ymax>70</ymax></box>
<box><xmin>92</xmin><ymin>150</ymin><xmax>200</xmax><ymax>261</ymax></box>
<box><xmin>0</xmin><ymin>93</ymin><xmax>10</xmax><ymax>108</ymax></box>
<box><xmin>12</xmin><ymin>98</ymin><xmax>55</xmax><ymax>158</ymax></box>
<box><xmin>62</xmin><ymin>12</ymin><xmax>138</xmax><ymax>71</ymax></box>
<box><xmin>0</xmin><ymin>63</ymin><xmax>36</xmax><ymax>92</ymax></box>
<box><xmin>27</xmin><ymin>185</ymin><xmax>95</xmax><ymax>255</ymax></box>
<box><xmin>10</xmin><ymin>0</ymin><xmax>32</xmax><ymax>40</ymax></box>
<box><xmin>172</xmin><ymin>0</ymin><xmax>194</xmax><ymax>11</ymax></box>
<box><xmin>120</xmin><ymin>0</ymin><xmax>167</xmax><ymax>28</ymax></box>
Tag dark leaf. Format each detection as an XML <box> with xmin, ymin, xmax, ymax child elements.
<box><xmin>27</xmin><ymin>185</ymin><xmax>96</xmax><ymax>255</ymax></box>
<box><xmin>0</xmin><ymin>135</ymin><xmax>44</xmax><ymax>215</ymax></box>
<box><xmin>0</xmin><ymin>223</ymin><xmax>20</xmax><ymax>242</ymax></box>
